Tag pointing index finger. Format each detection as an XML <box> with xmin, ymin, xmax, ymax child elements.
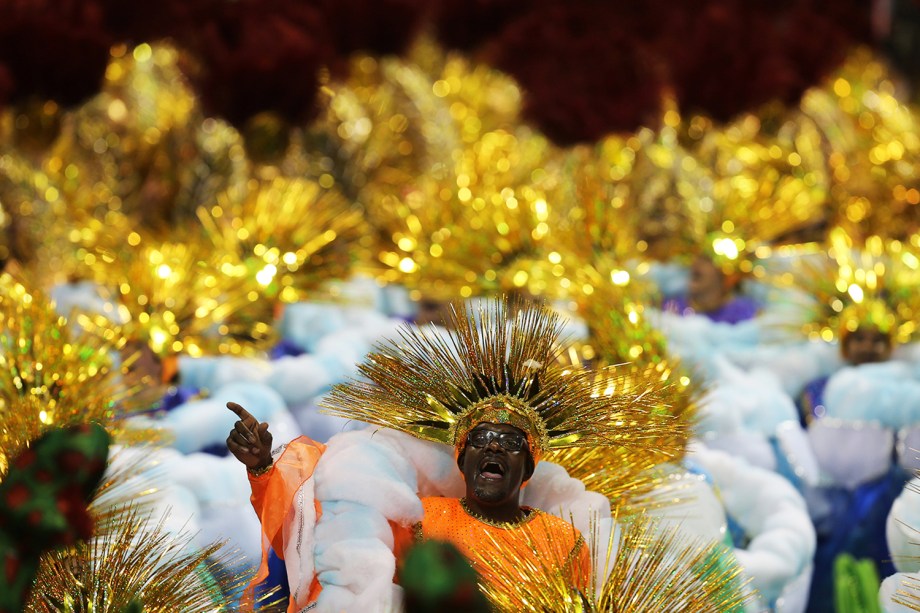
<box><xmin>226</xmin><ymin>401</ymin><xmax>255</xmax><ymax>425</ymax></box>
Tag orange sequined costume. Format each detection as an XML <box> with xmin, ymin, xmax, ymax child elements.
<box><xmin>404</xmin><ymin>496</ymin><xmax>590</xmax><ymax>594</ymax></box>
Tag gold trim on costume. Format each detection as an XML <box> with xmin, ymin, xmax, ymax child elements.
<box><xmin>459</xmin><ymin>498</ymin><xmax>538</xmax><ymax>530</ymax></box>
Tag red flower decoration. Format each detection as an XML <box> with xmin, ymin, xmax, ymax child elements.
<box><xmin>56</xmin><ymin>486</ymin><xmax>94</xmax><ymax>542</ymax></box>
<box><xmin>12</xmin><ymin>449</ymin><xmax>36</xmax><ymax>470</ymax></box>
<box><xmin>55</xmin><ymin>450</ymin><xmax>86</xmax><ymax>474</ymax></box>
<box><xmin>4</xmin><ymin>553</ymin><xmax>19</xmax><ymax>583</ymax></box>
<box><xmin>3</xmin><ymin>484</ymin><xmax>29</xmax><ymax>510</ymax></box>
<box><xmin>491</xmin><ymin>2</ymin><xmax>666</xmax><ymax>144</ymax></box>
<box><xmin>0</xmin><ymin>0</ymin><xmax>113</xmax><ymax>107</ymax></box>
<box><xmin>177</xmin><ymin>0</ymin><xmax>334</xmax><ymax>129</ymax></box>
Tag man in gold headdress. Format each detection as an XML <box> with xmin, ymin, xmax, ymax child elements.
<box><xmin>786</xmin><ymin>231</ymin><xmax>920</xmax><ymax>613</ymax></box>
<box><xmin>227</xmin><ymin>297</ymin><xmax>672</xmax><ymax>611</ymax></box>
<box><xmin>228</xmin><ymin>402</ymin><xmax>590</xmax><ymax>605</ymax></box>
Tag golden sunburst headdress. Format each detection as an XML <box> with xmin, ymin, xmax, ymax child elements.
<box><xmin>787</xmin><ymin>227</ymin><xmax>920</xmax><ymax>345</ymax></box>
<box><xmin>321</xmin><ymin>297</ymin><xmax>679</xmax><ymax>462</ymax></box>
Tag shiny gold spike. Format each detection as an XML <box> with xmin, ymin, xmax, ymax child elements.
<box><xmin>594</xmin><ymin>514</ymin><xmax>752</xmax><ymax>612</ymax></box>
<box><xmin>891</xmin><ymin>573</ymin><xmax>920</xmax><ymax>611</ymax></box>
<box><xmin>26</xmin><ymin>505</ymin><xmax>272</xmax><ymax>612</ymax></box>
<box><xmin>547</xmin><ymin>448</ymin><xmax>690</xmax><ymax>517</ymax></box>
<box><xmin>474</xmin><ymin>512</ymin><xmax>752</xmax><ymax>612</ymax></box>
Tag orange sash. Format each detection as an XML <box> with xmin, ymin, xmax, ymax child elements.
<box><xmin>241</xmin><ymin>436</ymin><xmax>326</xmax><ymax>612</ymax></box>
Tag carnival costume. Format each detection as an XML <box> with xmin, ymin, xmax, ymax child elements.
<box><xmin>241</xmin><ymin>297</ymin><xmax>683</xmax><ymax>612</ymax></box>
<box><xmin>780</xmin><ymin>229</ymin><xmax>920</xmax><ymax>612</ymax></box>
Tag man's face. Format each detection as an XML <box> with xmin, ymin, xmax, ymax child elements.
<box><xmin>843</xmin><ymin>325</ymin><xmax>893</xmax><ymax>365</ymax></box>
<box><xmin>458</xmin><ymin>422</ymin><xmax>533</xmax><ymax>505</ymax></box>
<box><xmin>688</xmin><ymin>255</ymin><xmax>732</xmax><ymax>313</ymax></box>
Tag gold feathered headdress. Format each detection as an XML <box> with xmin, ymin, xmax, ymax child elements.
<box><xmin>321</xmin><ymin>296</ymin><xmax>678</xmax><ymax>462</ymax></box>
<box><xmin>800</xmin><ymin>48</ymin><xmax>920</xmax><ymax>243</ymax></box>
<box><xmin>688</xmin><ymin>111</ymin><xmax>829</xmax><ymax>276</ymax></box>
<box><xmin>787</xmin><ymin>227</ymin><xmax>920</xmax><ymax>344</ymax></box>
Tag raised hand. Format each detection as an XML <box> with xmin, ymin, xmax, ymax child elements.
<box><xmin>226</xmin><ymin>402</ymin><xmax>273</xmax><ymax>472</ymax></box>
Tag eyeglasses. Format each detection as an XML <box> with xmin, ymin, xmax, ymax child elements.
<box><xmin>467</xmin><ymin>430</ymin><xmax>527</xmax><ymax>452</ymax></box>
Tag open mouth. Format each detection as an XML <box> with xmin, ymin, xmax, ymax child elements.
<box><xmin>478</xmin><ymin>458</ymin><xmax>506</xmax><ymax>480</ymax></box>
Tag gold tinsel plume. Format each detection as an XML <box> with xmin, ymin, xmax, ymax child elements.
<box><xmin>493</xmin><ymin>126</ymin><xmax>683</xmax><ymax>300</ymax></box>
<box><xmin>548</xmin><ymin>272</ymin><xmax>701</xmax><ymax>514</ymax></box>
<box><xmin>91</xmin><ymin>227</ymin><xmax>274</xmax><ymax>358</ymax></box>
<box><xmin>198</xmin><ymin>174</ymin><xmax>364</xmax><ymax>307</ymax></box>
<box><xmin>0</xmin><ymin>43</ymin><xmax>249</xmax><ymax>287</ymax></box>
<box><xmin>685</xmin><ymin>109</ymin><xmax>829</xmax><ymax>275</ymax></box>
<box><xmin>89</xmin><ymin>177</ymin><xmax>362</xmax><ymax>359</ymax></box>
<box><xmin>312</xmin><ymin>39</ymin><xmax>556</xmax><ymax>300</ymax></box>
<box><xmin>368</xmin><ymin>124</ymin><xmax>555</xmax><ymax>301</ymax></box>
<box><xmin>786</xmin><ymin>227</ymin><xmax>920</xmax><ymax>344</ymax></box>
<box><xmin>475</xmin><ymin>513</ymin><xmax>751</xmax><ymax>612</ymax></box>
<box><xmin>27</xmin><ymin>505</ymin><xmax>262</xmax><ymax>612</ymax></box>
<box><xmin>558</xmin><ymin>122</ymin><xmax>704</xmax><ymax>266</ymax></box>
<box><xmin>500</xmin><ymin>126</ymin><xmax>699</xmax><ymax>512</ymax></box>
<box><xmin>0</xmin><ymin>275</ymin><xmax>157</xmax><ymax>473</ymax></box>
<box><xmin>306</xmin><ymin>36</ymin><xmax>524</xmax><ymax>207</ymax></box>
<box><xmin>801</xmin><ymin>48</ymin><xmax>920</xmax><ymax>241</ymax></box>
<box><xmin>89</xmin><ymin>43</ymin><xmax>248</xmax><ymax>230</ymax></box>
